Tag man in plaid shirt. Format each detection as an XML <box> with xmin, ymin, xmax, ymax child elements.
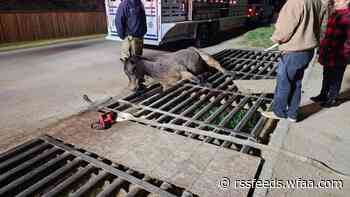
<box><xmin>311</xmin><ymin>0</ymin><xmax>350</xmax><ymax>107</ymax></box>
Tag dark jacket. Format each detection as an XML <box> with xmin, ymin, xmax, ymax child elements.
<box><xmin>319</xmin><ymin>8</ymin><xmax>350</xmax><ymax>67</ymax></box>
<box><xmin>115</xmin><ymin>0</ymin><xmax>147</xmax><ymax>39</ymax></box>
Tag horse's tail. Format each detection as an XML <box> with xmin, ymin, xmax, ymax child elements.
<box><xmin>191</xmin><ymin>47</ymin><xmax>227</xmax><ymax>73</ymax></box>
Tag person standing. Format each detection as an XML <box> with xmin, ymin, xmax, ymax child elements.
<box><xmin>311</xmin><ymin>0</ymin><xmax>350</xmax><ymax>107</ymax></box>
<box><xmin>262</xmin><ymin>0</ymin><xmax>326</xmax><ymax>122</ymax></box>
<box><xmin>115</xmin><ymin>0</ymin><xmax>147</xmax><ymax>62</ymax></box>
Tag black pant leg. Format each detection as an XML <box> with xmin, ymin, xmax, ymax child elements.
<box><xmin>320</xmin><ymin>67</ymin><xmax>331</xmax><ymax>97</ymax></box>
<box><xmin>328</xmin><ymin>67</ymin><xmax>346</xmax><ymax>100</ymax></box>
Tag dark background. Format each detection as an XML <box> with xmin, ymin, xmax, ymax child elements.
<box><xmin>0</xmin><ymin>0</ymin><xmax>105</xmax><ymax>11</ymax></box>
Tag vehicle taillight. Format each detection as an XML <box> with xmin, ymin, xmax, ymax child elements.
<box><xmin>247</xmin><ymin>7</ymin><xmax>256</xmax><ymax>17</ymax></box>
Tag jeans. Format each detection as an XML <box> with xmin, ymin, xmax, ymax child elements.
<box><xmin>320</xmin><ymin>66</ymin><xmax>346</xmax><ymax>100</ymax></box>
<box><xmin>272</xmin><ymin>50</ymin><xmax>315</xmax><ymax>119</ymax></box>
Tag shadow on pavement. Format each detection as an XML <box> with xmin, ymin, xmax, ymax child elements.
<box><xmin>299</xmin><ymin>89</ymin><xmax>350</xmax><ymax>121</ymax></box>
<box><xmin>298</xmin><ymin>102</ymin><xmax>323</xmax><ymax>121</ymax></box>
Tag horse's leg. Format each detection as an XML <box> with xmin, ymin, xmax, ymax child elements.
<box><xmin>180</xmin><ymin>71</ymin><xmax>202</xmax><ymax>84</ymax></box>
<box><xmin>192</xmin><ymin>48</ymin><xmax>227</xmax><ymax>73</ymax></box>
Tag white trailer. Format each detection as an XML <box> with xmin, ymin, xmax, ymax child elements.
<box><xmin>105</xmin><ymin>0</ymin><xmax>248</xmax><ymax>46</ymax></box>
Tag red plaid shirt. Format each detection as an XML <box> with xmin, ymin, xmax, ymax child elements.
<box><xmin>319</xmin><ymin>8</ymin><xmax>350</xmax><ymax>68</ymax></box>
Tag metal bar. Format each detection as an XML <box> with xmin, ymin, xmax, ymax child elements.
<box><xmin>183</xmin><ymin>84</ymin><xmax>273</xmax><ymax>101</ymax></box>
<box><xmin>131</xmin><ymin>85</ymin><xmax>190</xmax><ymax>117</ymax></box>
<box><xmin>215</xmin><ymin>97</ymin><xmax>250</xmax><ymax>129</ymax></box>
<box><xmin>125</xmin><ymin>86</ymin><xmax>195</xmax><ymax>118</ymax></box>
<box><xmin>0</xmin><ymin>147</ymin><xmax>60</xmax><ymax>184</ymax></box>
<box><xmin>228</xmin><ymin>59</ymin><xmax>256</xmax><ymax>72</ymax></box>
<box><xmin>156</xmin><ymin>88</ymin><xmax>209</xmax><ymax>122</ymax></box>
<box><xmin>233</xmin><ymin>97</ymin><xmax>264</xmax><ymax>131</ymax></box>
<box><xmin>70</xmin><ymin>170</ymin><xmax>109</xmax><ymax>197</ymax></box>
<box><xmin>209</xmin><ymin>74</ymin><xmax>232</xmax><ymax>88</ymax></box>
<box><xmin>219</xmin><ymin>50</ymin><xmax>243</xmax><ymax>63</ymax></box>
<box><xmin>168</xmin><ymin>85</ymin><xmax>237</xmax><ymax>127</ymax></box>
<box><xmin>125</xmin><ymin>176</ymin><xmax>151</xmax><ymax>197</ymax></box>
<box><xmin>0</xmin><ymin>138</ymin><xmax>42</xmax><ymax>162</ymax></box>
<box><xmin>0</xmin><ymin>152</ymin><xmax>70</xmax><ymax>196</ymax></box>
<box><xmin>220</xmin><ymin>56</ymin><xmax>249</xmax><ymax>71</ymax></box>
<box><xmin>240</xmin><ymin>117</ymin><xmax>267</xmax><ymax>154</ymax></box>
<box><xmin>111</xmin><ymin>100</ymin><xmax>251</xmax><ymax>138</ymax></box>
<box><xmin>43</xmin><ymin>164</ymin><xmax>96</xmax><ymax>197</ymax></box>
<box><xmin>188</xmin><ymin>94</ymin><xmax>239</xmax><ymax>138</ymax></box>
<box><xmin>168</xmin><ymin>91</ymin><xmax>219</xmax><ymax>124</ymax></box>
<box><xmin>181</xmin><ymin>191</ymin><xmax>194</xmax><ymax>197</ymax></box>
<box><xmin>213</xmin><ymin>49</ymin><xmax>232</xmax><ymax>59</ymax></box>
<box><xmin>230</xmin><ymin>52</ymin><xmax>275</xmax><ymax>75</ymax></box>
<box><xmin>143</xmin><ymin>83</ymin><xmax>189</xmax><ymax>107</ymax></box>
<box><xmin>203</xmin><ymin>97</ymin><xmax>251</xmax><ymax>143</ymax></box>
<box><xmin>0</xmin><ymin>143</ymin><xmax>51</xmax><ymax>172</ymax></box>
<box><xmin>138</xmin><ymin>87</ymin><xmax>172</xmax><ymax>106</ymax></box>
<box><xmin>218</xmin><ymin>50</ymin><xmax>243</xmax><ymax>63</ymax></box>
<box><xmin>115</xmin><ymin>87</ymin><xmax>190</xmax><ymax>116</ymax></box>
<box><xmin>200</xmin><ymin>96</ymin><xmax>238</xmax><ymax>124</ymax></box>
<box><xmin>41</xmin><ymin>136</ymin><xmax>178</xmax><ymax>197</ymax></box>
<box><xmin>145</xmin><ymin>87</ymin><xmax>198</xmax><ymax>119</ymax></box>
<box><xmin>122</xmin><ymin>84</ymin><xmax>161</xmax><ymax>102</ymax></box>
<box><xmin>206</xmin><ymin>50</ymin><xmax>245</xmax><ymax>82</ymax></box>
<box><xmin>221</xmin><ymin>56</ymin><xmax>277</xmax><ymax>64</ymax></box>
<box><xmin>15</xmin><ymin>158</ymin><xmax>82</xmax><ymax>197</ymax></box>
<box><xmin>127</xmin><ymin>86</ymin><xmax>163</xmax><ymax>104</ymax></box>
<box><xmin>182</xmin><ymin>93</ymin><xmax>228</xmax><ymax>124</ymax></box>
<box><xmin>96</xmin><ymin>177</ymin><xmax>126</xmax><ymax>197</ymax></box>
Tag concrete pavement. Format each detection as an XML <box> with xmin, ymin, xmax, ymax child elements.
<box><xmin>44</xmin><ymin>112</ymin><xmax>262</xmax><ymax>197</ymax></box>
<box><xmin>0</xmin><ymin>38</ymin><xmax>165</xmax><ymax>150</ymax></box>
<box><xmin>255</xmin><ymin>63</ymin><xmax>350</xmax><ymax>197</ymax></box>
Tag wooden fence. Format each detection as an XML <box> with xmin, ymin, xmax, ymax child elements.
<box><xmin>0</xmin><ymin>11</ymin><xmax>107</xmax><ymax>43</ymax></box>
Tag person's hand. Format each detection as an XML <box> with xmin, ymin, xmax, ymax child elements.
<box><xmin>270</xmin><ymin>37</ymin><xmax>279</xmax><ymax>44</ymax></box>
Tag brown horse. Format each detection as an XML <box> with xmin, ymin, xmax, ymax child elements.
<box><xmin>123</xmin><ymin>47</ymin><xmax>227</xmax><ymax>91</ymax></box>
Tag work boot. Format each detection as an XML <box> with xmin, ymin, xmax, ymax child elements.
<box><xmin>310</xmin><ymin>94</ymin><xmax>327</xmax><ymax>102</ymax></box>
<box><xmin>320</xmin><ymin>99</ymin><xmax>338</xmax><ymax>108</ymax></box>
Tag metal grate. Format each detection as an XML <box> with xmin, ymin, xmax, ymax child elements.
<box><xmin>98</xmin><ymin>49</ymin><xmax>282</xmax><ymax>154</ymax></box>
<box><xmin>0</xmin><ymin>136</ymin><xmax>195</xmax><ymax>197</ymax></box>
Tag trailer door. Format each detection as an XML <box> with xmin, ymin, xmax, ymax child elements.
<box><xmin>144</xmin><ymin>0</ymin><xmax>159</xmax><ymax>42</ymax></box>
<box><xmin>106</xmin><ymin>0</ymin><xmax>120</xmax><ymax>39</ymax></box>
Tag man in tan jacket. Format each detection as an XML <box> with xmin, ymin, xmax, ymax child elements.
<box><xmin>262</xmin><ymin>0</ymin><xmax>326</xmax><ymax>122</ymax></box>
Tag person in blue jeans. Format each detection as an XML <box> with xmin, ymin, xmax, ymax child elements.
<box><xmin>261</xmin><ymin>0</ymin><xmax>326</xmax><ymax>122</ymax></box>
<box><xmin>270</xmin><ymin>51</ymin><xmax>315</xmax><ymax>121</ymax></box>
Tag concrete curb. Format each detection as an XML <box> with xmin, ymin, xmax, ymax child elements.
<box><xmin>0</xmin><ymin>34</ymin><xmax>106</xmax><ymax>54</ymax></box>
<box><xmin>253</xmin><ymin>50</ymin><xmax>318</xmax><ymax>197</ymax></box>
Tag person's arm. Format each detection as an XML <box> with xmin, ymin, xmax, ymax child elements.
<box><xmin>271</xmin><ymin>0</ymin><xmax>304</xmax><ymax>44</ymax></box>
<box><xmin>115</xmin><ymin>2</ymin><xmax>127</xmax><ymax>40</ymax></box>
<box><xmin>141</xmin><ymin>4</ymin><xmax>147</xmax><ymax>36</ymax></box>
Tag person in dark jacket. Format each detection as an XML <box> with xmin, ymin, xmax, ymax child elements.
<box><xmin>311</xmin><ymin>0</ymin><xmax>350</xmax><ymax>107</ymax></box>
<box><xmin>115</xmin><ymin>0</ymin><xmax>147</xmax><ymax>62</ymax></box>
